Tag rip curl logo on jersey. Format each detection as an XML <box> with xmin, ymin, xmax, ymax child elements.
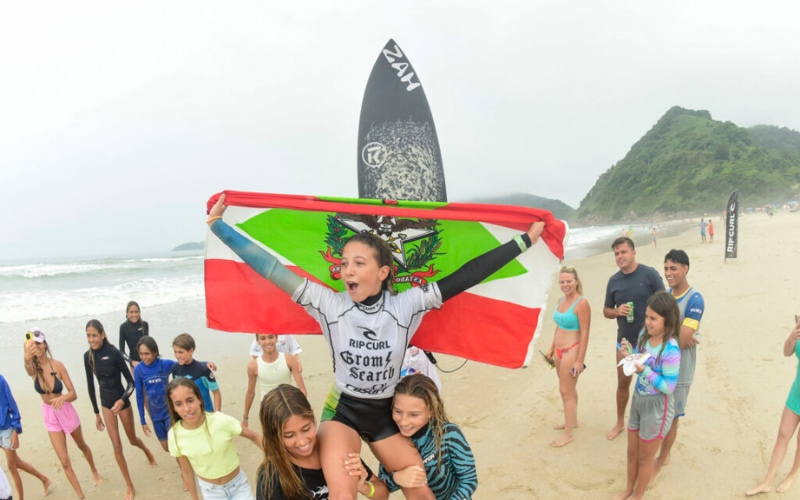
<box><xmin>361</xmin><ymin>327</ymin><xmax>379</xmax><ymax>341</ymax></box>
<box><xmin>319</xmin><ymin>213</ymin><xmax>442</xmax><ymax>286</ymax></box>
<box><xmin>362</xmin><ymin>141</ymin><xmax>388</xmax><ymax>168</ymax></box>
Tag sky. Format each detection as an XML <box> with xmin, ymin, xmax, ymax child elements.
<box><xmin>3</xmin><ymin>0</ymin><xmax>800</xmax><ymax>260</ymax></box>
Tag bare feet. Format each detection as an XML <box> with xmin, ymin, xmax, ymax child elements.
<box><xmin>42</xmin><ymin>476</ymin><xmax>52</xmax><ymax>496</ymax></box>
<box><xmin>553</xmin><ymin>422</ymin><xmax>578</xmax><ymax>430</ymax></box>
<box><xmin>607</xmin><ymin>423</ymin><xmax>625</xmax><ymax>440</ymax></box>
<box><xmin>550</xmin><ymin>433</ymin><xmax>574</xmax><ymax>447</ymax></box>
<box><xmin>612</xmin><ymin>489</ymin><xmax>633</xmax><ymax>500</ymax></box>
<box><xmin>125</xmin><ymin>486</ymin><xmax>135</xmax><ymax>500</ymax></box>
<box><xmin>92</xmin><ymin>469</ymin><xmax>103</xmax><ymax>485</ymax></box>
<box><xmin>778</xmin><ymin>474</ymin><xmax>797</xmax><ymax>493</ymax></box>
<box><xmin>745</xmin><ymin>483</ymin><xmax>771</xmax><ymax>496</ymax></box>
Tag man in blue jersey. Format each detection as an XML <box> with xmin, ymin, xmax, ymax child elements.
<box><xmin>653</xmin><ymin>249</ymin><xmax>704</xmax><ymax>481</ymax></box>
<box><xmin>603</xmin><ymin>237</ymin><xmax>665</xmax><ymax>440</ymax></box>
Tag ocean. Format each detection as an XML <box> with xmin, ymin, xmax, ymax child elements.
<box><xmin>0</xmin><ymin>251</ymin><xmax>205</xmax><ymax>325</ymax></box>
<box><xmin>0</xmin><ymin>221</ymin><xmax>676</xmax><ymax>328</ymax></box>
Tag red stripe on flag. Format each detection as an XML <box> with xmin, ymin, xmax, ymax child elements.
<box><xmin>413</xmin><ymin>294</ymin><xmax>540</xmax><ymax>369</ymax></box>
<box><xmin>205</xmin><ymin>260</ymin><xmax>538</xmax><ymax>368</ymax></box>
<box><xmin>204</xmin><ymin>260</ymin><xmax>322</xmax><ymax>334</ymax></box>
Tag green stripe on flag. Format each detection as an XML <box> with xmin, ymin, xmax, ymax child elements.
<box><xmin>238</xmin><ymin>209</ymin><xmax>526</xmax><ymax>291</ymax></box>
<box><xmin>316</xmin><ymin>195</ymin><xmax>448</xmax><ymax>209</ymax></box>
<box><xmin>238</xmin><ymin>209</ymin><xmax>345</xmax><ymax>288</ymax></box>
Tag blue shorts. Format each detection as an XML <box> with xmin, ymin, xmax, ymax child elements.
<box><xmin>196</xmin><ymin>468</ymin><xmax>253</xmax><ymax>500</ymax></box>
<box><xmin>0</xmin><ymin>428</ymin><xmax>13</xmax><ymax>449</ymax></box>
<box><xmin>152</xmin><ymin>418</ymin><xmax>171</xmax><ymax>442</ymax></box>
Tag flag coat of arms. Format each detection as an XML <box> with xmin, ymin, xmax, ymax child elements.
<box><xmin>205</xmin><ymin>191</ymin><xmax>568</xmax><ymax>368</ymax></box>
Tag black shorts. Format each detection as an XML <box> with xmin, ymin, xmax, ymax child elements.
<box><xmin>101</xmin><ymin>397</ymin><xmax>131</xmax><ymax>411</ymax></box>
<box><xmin>321</xmin><ymin>385</ymin><xmax>397</xmax><ymax>442</ymax></box>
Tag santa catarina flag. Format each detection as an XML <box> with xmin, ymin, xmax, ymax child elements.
<box><xmin>205</xmin><ymin>191</ymin><xmax>568</xmax><ymax>369</ymax></box>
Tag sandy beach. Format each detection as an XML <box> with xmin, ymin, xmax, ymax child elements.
<box><xmin>3</xmin><ymin>212</ymin><xmax>800</xmax><ymax>499</ymax></box>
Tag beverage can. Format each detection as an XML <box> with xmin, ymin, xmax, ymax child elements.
<box><xmin>626</xmin><ymin>301</ymin><xmax>634</xmax><ymax>323</ymax></box>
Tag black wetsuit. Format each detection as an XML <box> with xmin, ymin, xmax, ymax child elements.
<box><xmin>84</xmin><ymin>341</ymin><xmax>135</xmax><ymax>413</ymax></box>
<box><xmin>119</xmin><ymin>319</ymin><xmax>149</xmax><ymax>362</ymax></box>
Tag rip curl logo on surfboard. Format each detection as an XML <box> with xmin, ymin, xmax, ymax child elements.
<box><xmin>319</xmin><ymin>214</ymin><xmax>442</xmax><ymax>286</ymax></box>
<box><xmin>361</xmin><ymin>141</ymin><xmax>388</xmax><ymax>168</ymax></box>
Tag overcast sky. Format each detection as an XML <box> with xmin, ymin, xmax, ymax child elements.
<box><xmin>3</xmin><ymin>1</ymin><xmax>799</xmax><ymax>260</ymax></box>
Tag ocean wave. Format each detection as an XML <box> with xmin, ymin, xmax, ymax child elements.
<box><xmin>0</xmin><ymin>276</ymin><xmax>204</xmax><ymax>323</ymax></box>
<box><xmin>0</xmin><ymin>255</ymin><xmax>202</xmax><ymax>279</ymax></box>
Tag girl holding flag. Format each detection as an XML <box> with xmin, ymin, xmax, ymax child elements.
<box><xmin>206</xmin><ymin>193</ymin><xmax>543</xmax><ymax>500</ymax></box>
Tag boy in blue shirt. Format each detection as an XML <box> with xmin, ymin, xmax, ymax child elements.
<box><xmin>170</xmin><ymin>334</ymin><xmax>221</xmax><ymax>412</ymax></box>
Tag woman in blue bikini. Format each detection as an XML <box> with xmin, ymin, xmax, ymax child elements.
<box><xmin>546</xmin><ymin>265</ymin><xmax>591</xmax><ymax>447</ymax></box>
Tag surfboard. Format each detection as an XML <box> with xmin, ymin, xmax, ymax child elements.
<box><xmin>357</xmin><ymin>39</ymin><xmax>447</xmax><ymax>202</ymax></box>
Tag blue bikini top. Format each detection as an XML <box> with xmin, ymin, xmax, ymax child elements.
<box><xmin>553</xmin><ymin>296</ymin><xmax>584</xmax><ymax>331</ymax></box>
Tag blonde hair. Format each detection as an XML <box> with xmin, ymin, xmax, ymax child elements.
<box><xmin>559</xmin><ymin>265</ymin><xmax>583</xmax><ymax>295</ymax></box>
<box><xmin>394</xmin><ymin>374</ymin><xmax>449</xmax><ymax>473</ymax></box>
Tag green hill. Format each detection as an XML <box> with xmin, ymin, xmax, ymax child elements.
<box><xmin>577</xmin><ymin>106</ymin><xmax>800</xmax><ymax>222</ymax></box>
<box><xmin>171</xmin><ymin>241</ymin><xmax>204</xmax><ymax>251</ymax></box>
<box><xmin>466</xmin><ymin>193</ymin><xmax>576</xmax><ymax>222</ymax></box>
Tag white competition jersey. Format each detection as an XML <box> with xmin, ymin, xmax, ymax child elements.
<box><xmin>292</xmin><ymin>279</ymin><xmax>442</xmax><ymax>399</ymax></box>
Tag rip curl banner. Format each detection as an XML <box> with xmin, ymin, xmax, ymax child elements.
<box><xmin>725</xmin><ymin>190</ymin><xmax>739</xmax><ymax>261</ymax></box>
<box><xmin>204</xmin><ymin>191</ymin><xmax>567</xmax><ymax>369</ymax></box>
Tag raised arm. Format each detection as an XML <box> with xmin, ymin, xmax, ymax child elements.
<box><xmin>437</xmin><ymin>221</ymin><xmax>544</xmax><ymax>302</ymax></box>
<box><xmin>23</xmin><ymin>341</ymin><xmax>37</xmax><ymax>377</ymax></box>
<box><xmin>207</xmin><ymin>193</ymin><xmax>303</xmax><ymax>295</ymax></box>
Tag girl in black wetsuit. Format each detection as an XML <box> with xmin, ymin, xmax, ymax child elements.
<box><xmin>84</xmin><ymin>319</ymin><xmax>155</xmax><ymax>500</ymax></box>
<box><xmin>119</xmin><ymin>301</ymin><xmax>149</xmax><ymax>368</ymax></box>
<box><xmin>24</xmin><ymin>328</ymin><xmax>100</xmax><ymax>499</ymax></box>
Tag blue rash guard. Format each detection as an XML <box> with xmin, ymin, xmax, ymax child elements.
<box><xmin>379</xmin><ymin>422</ymin><xmax>478</xmax><ymax>500</ymax></box>
<box><xmin>134</xmin><ymin>358</ymin><xmax>177</xmax><ymax>424</ymax></box>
